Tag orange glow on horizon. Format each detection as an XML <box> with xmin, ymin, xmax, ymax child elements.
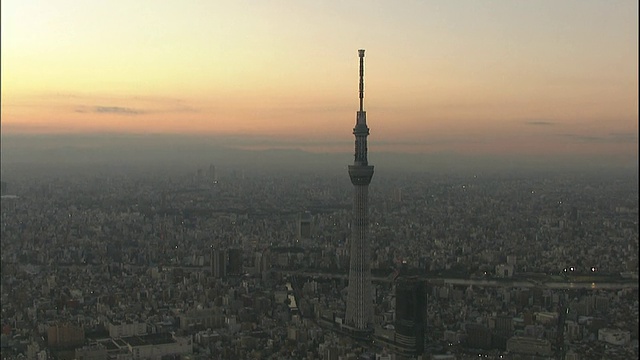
<box><xmin>1</xmin><ymin>1</ymin><xmax>637</xmax><ymax>158</ymax></box>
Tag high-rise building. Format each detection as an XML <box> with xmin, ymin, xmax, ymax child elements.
<box><xmin>209</xmin><ymin>164</ymin><xmax>217</xmax><ymax>184</ymax></box>
<box><xmin>345</xmin><ymin>49</ymin><xmax>375</xmax><ymax>332</ymax></box>
<box><xmin>466</xmin><ymin>323</ymin><xmax>492</xmax><ymax>349</ymax></box>
<box><xmin>298</xmin><ymin>211</ymin><xmax>313</xmax><ymax>241</ymax></box>
<box><xmin>227</xmin><ymin>248</ymin><xmax>243</xmax><ymax>275</ymax></box>
<box><xmin>495</xmin><ymin>315</ymin><xmax>514</xmax><ymax>337</ymax></box>
<box><xmin>395</xmin><ymin>277</ymin><xmax>426</xmax><ymax>355</ymax></box>
<box><xmin>211</xmin><ymin>249</ymin><xmax>227</xmax><ymax>279</ymax></box>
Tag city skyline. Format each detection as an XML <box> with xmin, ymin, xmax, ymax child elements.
<box><xmin>1</xmin><ymin>154</ymin><xmax>637</xmax><ymax>359</ymax></box>
<box><xmin>1</xmin><ymin>0</ymin><xmax>638</xmax><ymax>160</ymax></box>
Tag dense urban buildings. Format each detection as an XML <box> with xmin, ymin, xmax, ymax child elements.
<box><xmin>1</xmin><ymin>160</ymin><xmax>637</xmax><ymax>359</ymax></box>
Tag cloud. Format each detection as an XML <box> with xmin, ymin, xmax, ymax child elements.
<box><xmin>75</xmin><ymin>105</ymin><xmax>144</xmax><ymax>115</ymax></box>
<box><xmin>524</xmin><ymin>120</ymin><xmax>555</xmax><ymax>126</ymax></box>
<box><xmin>74</xmin><ymin>102</ymin><xmax>198</xmax><ymax>115</ymax></box>
<box><xmin>94</xmin><ymin>106</ymin><xmax>144</xmax><ymax>115</ymax></box>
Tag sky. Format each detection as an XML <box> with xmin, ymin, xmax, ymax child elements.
<box><xmin>1</xmin><ymin>0</ymin><xmax>638</xmax><ymax>160</ymax></box>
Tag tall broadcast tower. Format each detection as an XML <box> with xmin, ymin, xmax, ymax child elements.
<box><xmin>346</xmin><ymin>49</ymin><xmax>374</xmax><ymax>331</ymax></box>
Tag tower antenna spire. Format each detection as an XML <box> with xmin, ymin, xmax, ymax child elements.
<box><xmin>347</xmin><ymin>49</ymin><xmax>374</xmax><ymax>334</ymax></box>
<box><xmin>358</xmin><ymin>49</ymin><xmax>365</xmax><ymax>112</ymax></box>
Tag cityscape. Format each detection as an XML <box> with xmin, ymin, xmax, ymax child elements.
<box><xmin>1</xmin><ymin>1</ymin><xmax>638</xmax><ymax>360</ymax></box>
<box><xmin>1</xmin><ymin>144</ymin><xmax>638</xmax><ymax>360</ymax></box>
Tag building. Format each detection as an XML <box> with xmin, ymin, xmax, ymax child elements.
<box><xmin>227</xmin><ymin>248</ymin><xmax>243</xmax><ymax>275</ymax></box>
<box><xmin>121</xmin><ymin>333</ymin><xmax>192</xmax><ymax>360</ymax></box>
<box><xmin>208</xmin><ymin>164</ymin><xmax>217</xmax><ymax>183</ymax></box>
<box><xmin>179</xmin><ymin>309</ymin><xmax>225</xmax><ymax>331</ymax></box>
<box><xmin>570</xmin><ymin>206</ymin><xmax>580</xmax><ymax>222</ymax></box>
<box><xmin>258</xmin><ymin>250</ymin><xmax>271</xmax><ymax>280</ymax></box>
<box><xmin>47</xmin><ymin>322</ymin><xmax>85</xmax><ymax>348</ymax></box>
<box><xmin>495</xmin><ymin>315</ymin><xmax>513</xmax><ymax>337</ymax></box>
<box><xmin>75</xmin><ymin>343</ymin><xmax>108</xmax><ymax>360</ymax></box>
<box><xmin>394</xmin><ymin>277</ymin><xmax>426</xmax><ymax>355</ymax></box>
<box><xmin>298</xmin><ymin>211</ymin><xmax>313</xmax><ymax>240</ymax></box>
<box><xmin>594</xmin><ymin>295</ymin><xmax>609</xmax><ymax>312</ymax></box>
<box><xmin>597</xmin><ymin>328</ymin><xmax>630</xmax><ymax>346</ymax></box>
<box><xmin>495</xmin><ymin>264</ymin><xmax>514</xmax><ymax>278</ymax></box>
<box><xmin>535</xmin><ymin>312</ymin><xmax>558</xmax><ymax>325</ymax></box>
<box><xmin>108</xmin><ymin>320</ymin><xmax>146</xmax><ymax>338</ymax></box>
<box><xmin>465</xmin><ymin>323</ymin><xmax>491</xmax><ymax>350</ymax></box>
<box><xmin>393</xmin><ymin>188</ymin><xmax>402</xmax><ymax>202</ymax></box>
<box><xmin>565</xmin><ymin>320</ymin><xmax>581</xmax><ymax>342</ymax></box>
<box><xmin>565</xmin><ymin>349</ymin><xmax>580</xmax><ymax>360</ymax></box>
<box><xmin>211</xmin><ymin>248</ymin><xmax>227</xmax><ymax>279</ymax></box>
<box><xmin>506</xmin><ymin>336</ymin><xmax>552</xmax><ymax>357</ymax></box>
<box><xmin>345</xmin><ymin>49</ymin><xmax>375</xmax><ymax>333</ymax></box>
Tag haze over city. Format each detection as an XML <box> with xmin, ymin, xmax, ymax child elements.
<box><xmin>1</xmin><ymin>0</ymin><xmax>638</xmax><ymax>171</ymax></box>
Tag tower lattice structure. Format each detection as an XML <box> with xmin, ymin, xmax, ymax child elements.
<box><xmin>346</xmin><ymin>49</ymin><xmax>374</xmax><ymax>331</ymax></box>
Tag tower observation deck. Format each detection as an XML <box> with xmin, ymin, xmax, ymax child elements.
<box><xmin>346</xmin><ymin>49</ymin><xmax>374</xmax><ymax>332</ymax></box>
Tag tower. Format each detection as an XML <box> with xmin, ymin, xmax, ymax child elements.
<box><xmin>346</xmin><ymin>49</ymin><xmax>375</xmax><ymax>331</ymax></box>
